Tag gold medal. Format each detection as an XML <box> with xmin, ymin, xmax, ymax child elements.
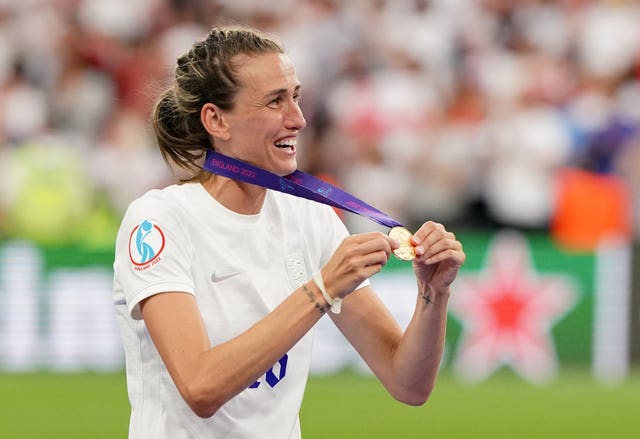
<box><xmin>388</xmin><ymin>226</ymin><xmax>416</xmax><ymax>261</ymax></box>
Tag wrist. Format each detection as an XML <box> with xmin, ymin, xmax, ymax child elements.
<box><xmin>302</xmin><ymin>281</ymin><xmax>326</xmax><ymax>315</ymax></box>
<box><xmin>312</xmin><ymin>270</ymin><xmax>342</xmax><ymax>314</ymax></box>
<box><xmin>418</xmin><ymin>284</ymin><xmax>451</xmax><ymax>306</ymax></box>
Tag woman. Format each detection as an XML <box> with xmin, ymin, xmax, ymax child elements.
<box><xmin>113</xmin><ymin>26</ymin><xmax>465</xmax><ymax>439</ymax></box>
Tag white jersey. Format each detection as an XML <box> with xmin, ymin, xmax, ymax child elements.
<box><xmin>113</xmin><ymin>182</ymin><xmax>354</xmax><ymax>439</ymax></box>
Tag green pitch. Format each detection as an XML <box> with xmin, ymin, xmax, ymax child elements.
<box><xmin>1</xmin><ymin>369</ymin><xmax>638</xmax><ymax>438</ymax></box>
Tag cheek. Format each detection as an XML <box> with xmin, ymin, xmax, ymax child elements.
<box><xmin>229</xmin><ymin>120</ymin><xmax>260</xmax><ymax>146</ymax></box>
<box><xmin>239</xmin><ymin>113</ymin><xmax>277</xmax><ymax>134</ymax></box>
<box><xmin>254</xmin><ymin>116</ymin><xmax>282</xmax><ymax>142</ymax></box>
<box><xmin>227</xmin><ymin>110</ymin><xmax>282</xmax><ymax>152</ymax></box>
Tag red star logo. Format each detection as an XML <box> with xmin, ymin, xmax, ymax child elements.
<box><xmin>449</xmin><ymin>231</ymin><xmax>578</xmax><ymax>383</ymax></box>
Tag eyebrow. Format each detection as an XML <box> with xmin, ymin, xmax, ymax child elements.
<box><xmin>264</xmin><ymin>84</ymin><xmax>302</xmax><ymax>98</ymax></box>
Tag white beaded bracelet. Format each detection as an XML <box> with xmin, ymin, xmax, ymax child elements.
<box><xmin>312</xmin><ymin>270</ymin><xmax>342</xmax><ymax>314</ymax></box>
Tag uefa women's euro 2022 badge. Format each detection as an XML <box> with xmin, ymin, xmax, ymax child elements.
<box><xmin>129</xmin><ymin>219</ymin><xmax>166</xmax><ymax>271</ymax></box>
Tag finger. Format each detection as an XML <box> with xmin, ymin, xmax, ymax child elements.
<box><xmin>355</xmin><ymin>252</ymin><xmax>389</xmax><ymax>277</ymax></box>
<box><xmin>416</xmin><ymin>242</ymin><xmax>465</xmax><ymax>267</ymax></box>
<box><xmin>361</xmin><ymin>249</ymin><xmax>390</xmax><ymax>267</ymax></box>
<box><xmin>420</xmin><ymin>237</ymin><xmax>462</xmax><ymax>260</ymax></box>
<box><xmin>350</xmin><ymin>232</ymin><xmax>398</xmax><ymax>249</ymax></box>
<box><xmin>410</xmin><ymin>221</ymin><xmax>444</xmax><ymax>246</ymax></box>
<box><xmin>424</xmin><ymin>248</ymin><xmax>466</xmax><ymax>267</ymax></box>
<box><xmin>355</xmin><ymin>236</ymin><xmax>394</xmax><ymax>257</ymax></box>
<box><xmin>414</xmin><ymin>230</ymin><xmax>456</xmax><ymax>257</ymax></box>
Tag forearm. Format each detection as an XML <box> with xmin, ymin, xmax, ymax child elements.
<box><xmin>330</xmin><ymin>285</ymin><xmax>449</xmax><ymax>406</ymax></box>
<box><xmin>332</xmin><ymin>220</ymin><xmax>462</xmax><ymax>406</ymax></box>
<box><xmin>199</xmin><ymin>282</ymin><xmax>324</xmax><ymax>398</ymax></box>
<box><xmin>386</xmin><ymin>287</ymin><xmax>450</xmax><ymax>405</ymax></box>
<box><xmin>144</xmin><ymin>281</ymin><xmax>327</xmax><ymax>418</ymax></box>
<box><xmin>382</xmin><ymin>219</ymin><xmax>464</xmax><ymax>404</ymax></box>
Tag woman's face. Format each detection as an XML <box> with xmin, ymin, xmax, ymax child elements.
<box><xmin>218</xmin><ymin>52</ymin><xmax>307</xmax><ymax>176</ymax></box>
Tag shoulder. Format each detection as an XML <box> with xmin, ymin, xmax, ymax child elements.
<box><xmin>128</xmin><ymin>184</ymin><xmax>188</xmax><ymax>211</ymax></box>
<box><xmin>118</xmin><ymin>184</ymin><xmax>196</xmax><ymax>239</ymax></box>
<box><xmin>125</xmin><ymin>183</ymin><xmax>202</xmax><ymax>221</ymax></box>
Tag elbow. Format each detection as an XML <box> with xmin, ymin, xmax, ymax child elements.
<box><xmin>401</xmin><ymin>391</ymin><xmax>431</xmax><ymax>407</ymax></box>
<box><xmin>390</xmin><ymin>383</ymin><xmax>435</xmax><ymax>407</ymax></box>
<box><xmin>181</xmin><ymin>382</ymin><xmax>223</xmax><ymax>419</ymax></box>
<box><xmin>395</xmin><ymin>391</ymin><xmax>431</xmax><ymax>407</ymax></box>
<box><xmin>189</xmin><ymin>401</ymin><xmax>219</xmax><ymax>419</ymax></box>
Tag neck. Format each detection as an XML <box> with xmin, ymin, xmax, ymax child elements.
<box><xmin>201</xmin><ymin>174</ymin><xmax>267</xmax><ymax>215</ymax></box>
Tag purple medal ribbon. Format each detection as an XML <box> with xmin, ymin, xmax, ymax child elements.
<box><xmin>203</xmin><ymin>150</ymin><xmax>403</xmax><ymax>228</ymax></box>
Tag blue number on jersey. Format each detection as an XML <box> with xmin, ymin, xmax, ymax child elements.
<box><xmin>249</xmin><ymin>353</ymin><xmax>288</xmax><ymax>389</ymax></box>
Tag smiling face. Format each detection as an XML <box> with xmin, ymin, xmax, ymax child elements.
<box><xmin>213</xmin><ymin>52</ymin><xmax>307</xmax><ymax>176</ymax></box>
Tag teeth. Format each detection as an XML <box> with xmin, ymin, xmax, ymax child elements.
<box><xmin>275</xmin><ymin>138</ymin><xmax>296</xmax><ymax>148</ymax></box>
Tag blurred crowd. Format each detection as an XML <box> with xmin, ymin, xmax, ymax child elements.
<box><xmin>0</xmin><ymin>0</ymin><xmax>639</xmax><ymax>248</ymax></box>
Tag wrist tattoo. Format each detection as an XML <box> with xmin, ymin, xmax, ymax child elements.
<box><xmin>303</xmin><ymin>283</ymin><xmax>326</xmax><ymax>314</ymax></box>
<box><xmin>421</xmin><ymin>293</ymin><xmax>434</xmax><ymax>305</ymax></box>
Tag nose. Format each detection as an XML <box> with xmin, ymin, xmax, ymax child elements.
<box><xmin>285</xmin><ymin>100</ymin><xmax>307</xmax><ymax>131</ymax></box>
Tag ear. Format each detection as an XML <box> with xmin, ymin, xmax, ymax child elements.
<box><xmin>201</xmin><ymin>103</ymin><xmax>231</xmax><ymax>141</ymax></box>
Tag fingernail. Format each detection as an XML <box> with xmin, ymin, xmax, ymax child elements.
<box><xmin>416</xmin><ymin>246</ymin><xmax>425</xmax><ymax>255</ymax></box>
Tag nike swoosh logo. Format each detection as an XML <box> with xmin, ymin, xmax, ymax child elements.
<box><xmin>211</xmin><ymin>270</ymin><xmax>242</xmax><ymax>282</ymax></box>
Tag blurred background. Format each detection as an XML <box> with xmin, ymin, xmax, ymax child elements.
<box><xmin>1</xmin><ymin>0</ymin><xmax>639</xmax><ymax>437</ymax></box>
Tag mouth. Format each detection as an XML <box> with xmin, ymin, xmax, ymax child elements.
<box><xmin>274</xmin><ymin>137</ymin><xmax>297</xmax><ymax>153</ymax></box>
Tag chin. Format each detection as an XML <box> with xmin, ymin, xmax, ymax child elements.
<box><xmin>276</xmin><ymin>159</ymin><xmax>298</xmax><ymax>176</ymax></box>
<box><xmin>279</xmin><ymin>166</ymin><xmax>298</xmax><ymax>177</ymax></box>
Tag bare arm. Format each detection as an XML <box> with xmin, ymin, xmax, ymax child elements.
<box><xmin>325</xmin><ymin>221</ymin><xmax>465</xmax><ymax>405</ymax></box>
<box><xmin>139</xmin><ymin>233</ymin><xmax>394</xmax><ymax>418</ymax></box>
<box><xmin>139</xmin><ymin>282</ymin><xmax>324</xmax><ymax>418</ymax></box>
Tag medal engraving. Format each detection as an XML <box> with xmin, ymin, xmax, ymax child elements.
<box><xmin>388</xmin><ymin>226</ymin><xmax>416</xmax><ymax>261</ymax></box>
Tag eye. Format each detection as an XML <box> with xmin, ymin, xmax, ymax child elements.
<box><xmin>267</xmin><ymin>96</ymin><xmax>283</xmax><ymax>108</ymax></box>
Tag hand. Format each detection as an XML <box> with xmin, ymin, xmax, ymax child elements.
<box><xmin>321</xmin><ymin>232</ymin><xmax>398</xmax><ymax>299</ymax></box>
<box><xmin>410</xmin><ymin>221</ymin><xmax>465</xmax><ymax>298</ymax></box>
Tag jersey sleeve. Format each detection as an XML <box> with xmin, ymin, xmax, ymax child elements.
<box><xmin>114</xmin><ymin>193</ymin><xmax>195</xmax><ymax>320</ymax></box>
